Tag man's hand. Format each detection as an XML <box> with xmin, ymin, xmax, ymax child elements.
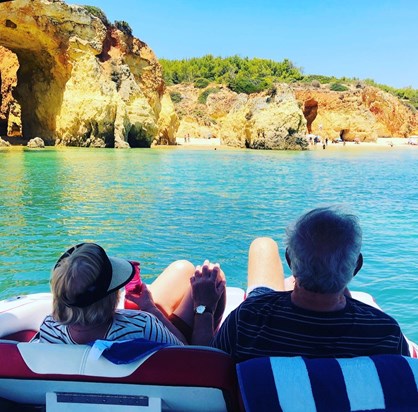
<box><xmin>191</xmin><ymin>260</ymin><xmax>226</xmax><ymax>313</ymax></box>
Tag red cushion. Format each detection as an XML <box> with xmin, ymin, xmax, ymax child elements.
<box><xmin>2</xmin><ymin>330</ymin><xmax>37</xmax><ymax>342</ymax></box>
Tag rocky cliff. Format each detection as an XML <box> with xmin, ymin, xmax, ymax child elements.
<box><xmin>1</xmin><ymin>0</ymin><xmax>417</xmax><ymax>149</ymax></box>
<box><xmin>295</xmin><ymin>85</ymin><xmax>418</xmax><ymax>141</ymax></box>
<box><xmin>0</xmin><ymin>0</ymin><xmax>178</xmax><ymax>147</ymax></box>
<box><xmin>0</xmin><ymin>45</ymin><xmax>20</xmax><ymax>137</ymax></box>
<box><xmin>170</xmin><ymin>83</ymin><xmax>418</xmax><ymax>146</ymax></box>
<box><xmin>170</xmin><ymin>84</ymin><xmax>307</xmax><ymax>149</ymax></box>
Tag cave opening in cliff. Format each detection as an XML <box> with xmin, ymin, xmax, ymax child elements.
<box><xmin>13</xmin><ymin>49</ymin><xmax>66</xmax><ymax>144</ymax></box>
<box><xmin>340</xmin><ymin>129</ymin><xmax>349</xmax><ymax>140</ymax></box>
<box><xmin>128</xmin><ymin>126</ymin><xmax>150</xmax><ymax>148</ymax></box>
<box><xmin>303</xmin><ymin>98</ymin><xmax>318</xmax><ymax>133</ymax></box>
<box><xmin>0</xmin><ymin>41</ymin><xmax>70</xmax><ymax>144</ymax></box>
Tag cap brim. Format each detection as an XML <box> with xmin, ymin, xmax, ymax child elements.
<box><xmin>107</xmin><ymin>256</ymin><xmax>135</xmax><ymax>293</ymax></box>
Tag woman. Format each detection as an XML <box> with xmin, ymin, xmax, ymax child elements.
<box><xmin>36</xmin><ymin>243</ymin><xmax>225</xmax><ymax>345</ymax></box>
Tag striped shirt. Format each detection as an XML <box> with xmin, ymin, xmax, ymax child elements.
<box><xmin>37</xmin><ymin>309</ymin><xmax>183</xmax><ymax>346</ymax></box>
<box><xmin>212</xmin><ymin>290</ymin><xmax>410</xmax><ymax>362</ymax></box>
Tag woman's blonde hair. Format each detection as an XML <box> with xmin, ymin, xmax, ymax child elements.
<box><xmin>51</xmin><ymin>243</ymin><xmax>119</xmax><ymax>326</ymax></box>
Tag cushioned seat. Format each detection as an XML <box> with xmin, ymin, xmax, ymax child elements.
<box><xmin>237</xmin><ymin>355</ymin><xmax>418</xmax><ymax>412</ymax></box>
<box><xmin>0</xmin><ymin>342</ymin><xmax>240</xmax><ymax>411</ymax></box>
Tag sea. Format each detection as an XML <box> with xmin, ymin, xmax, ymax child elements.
<box><xmin>0</xmin><ymin>145</ymin><xmax>417</xmax><ymax>342</ymax></box>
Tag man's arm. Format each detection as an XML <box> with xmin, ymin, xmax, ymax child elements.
<box><xmin>190</xmin><ymin>262</ymin><xmax>225</xmax><ymax>345</ymax></box>
<box><xmin>211</xmin><ymin>309</ymin><xmax>237</xmax><ymax>358</ymax></box>
<box><xmin>399</xmin><ymin>334</ymin><xmax>411</xmax><ymax>357</ymax></box>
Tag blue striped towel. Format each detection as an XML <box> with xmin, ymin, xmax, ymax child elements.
<box><xmin>237</xmin><ymin>355</ymin><xmax>418</xmax><ymax>412</ymax></box>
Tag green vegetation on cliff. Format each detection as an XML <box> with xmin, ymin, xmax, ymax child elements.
<box><xmin>160</xmin><ymin>55</ymin><xmax>418</xmax><ymax>109</ymax></box>
<box><xmin>364</xmin><ymin>79</ymin><xmax>418</xmax><ymax>110</ymax></box>
<box><xmin>82</xmin><ymin>6</ymin><xmax>132</xmax><ymax>37</ymax></box>
<box><xmin>82</xmin><ymin>5</ymin><xmax>110</xmax><ymax>26</ymax></box>
<box><xmin>160</xmin><ymin>55</ymin><xmax>303</xmax><ymax>94</ymax></box>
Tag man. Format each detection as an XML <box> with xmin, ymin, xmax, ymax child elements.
<box><xmin>212</xmin><ymin>207</ymin><xmax>410</xmax><ymax>362</ymax></box>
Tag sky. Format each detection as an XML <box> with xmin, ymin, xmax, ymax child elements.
<box><xmin>72</xmin><ymin>0</ymin><xmax>418</xmax><ymax>89</ymax></box>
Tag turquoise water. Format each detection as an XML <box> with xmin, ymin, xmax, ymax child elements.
<box><xmin>0</xmin><ymin>146</ymin><xmax>417</xmax><ymax>342</ymax></box>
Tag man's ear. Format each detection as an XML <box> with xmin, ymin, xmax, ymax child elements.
<box><xmin>285</xmin><ymin>248</ymin><xmax>291</xmax><ymax>270</ymax></box>
<box><xmin>353</xmin><ymin>253</ymin><xmax>363</xmax><ymax>277</ymax></box>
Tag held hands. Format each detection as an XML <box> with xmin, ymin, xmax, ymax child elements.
<box><xmin>190</xmin><ymin>260</ymin><xmax>226</xmax><ymax>313</ymax></box>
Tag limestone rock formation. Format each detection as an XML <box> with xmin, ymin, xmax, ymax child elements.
<box><xmin>170</xmin><ymin>82</ymin><xmax>418</xmax><ymax>146</ymax></box>
<box><xmin>0</xmin><ymin>0</ymin><xmax>178</xmax><ymax>147</ymax></box>
<box><xmin>169</xmin><ymin>84</ymin><xmax>307</xmax><ymax>149</ymax></box>
<box><xmin>295</xmin><ymin>85</ymin><xmax>417</xmax><ymax>142</ymax></box>
<box><xmin>0</xmin><ymin>136</ymin><xmax>10</xmax><ymax>146</ymax></box>
<box><xmin>220</xmin><ymin>85</ymin><xmax>307</xmax><ymax>149</ymax></box>
<box><xmin>1</xmin><ymin>1</ymin><xmax>416</xmax><ymax>150</ymax></box>
<box><xmin>27</xmin><ymin>137</ymin><xmax>45</xmax><ymax>148</ymax></box>
<box><xmin>156</xmin><ymin>93</ymin><xmax>180</xmax><ymax>145</ymax></box>
<box><xmin>0</xmin><ymin>45</ymin><xmax>21</xmax><ymax>136</ymax></box>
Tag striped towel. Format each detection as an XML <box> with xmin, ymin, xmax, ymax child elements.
<box><xmin>237</xmin><ymin>355</ymin><xmax>418</xmax><ymax>412</ymax></box>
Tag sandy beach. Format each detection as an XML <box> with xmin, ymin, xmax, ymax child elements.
<box><xmin>175</xmin><ymin>137</ymin><xmax>222</xmax><ymax>147</ymax></box>
<box><xmin>173</xmin><ymin>136</ymin><xmax>417</xmax><ymax>150</ymax></box>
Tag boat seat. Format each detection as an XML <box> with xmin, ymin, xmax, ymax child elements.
<box><xmin>1</xmin><ymin>329</ymin><xmax>37</xmax><ymax>342</ymax></box>
<box><xmin>237</xmin><ymin>355</ymin><xmax>418</xmax><ymax>412</ymax></box>
<box><xmin>0</xmin><ymin>342</ymin><xmax>241</xmax><ymax>411</ymax></box>
<box><xmin>0</xmin><ymin>294</ymin><xmax>52</xmax><ymax>341</ymax></box>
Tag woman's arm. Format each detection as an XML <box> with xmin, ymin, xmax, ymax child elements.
<box><xmin>125</xmin><ymin>285</ymin><xmax>188</xmax><ymax>344</ymax></box>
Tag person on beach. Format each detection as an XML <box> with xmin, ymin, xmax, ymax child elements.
<box><xmin>211</xmin><ymin>207</ymin><xmax>410</xmax><ymax>362</ymax></box>
<box><xmin>35</xmin><ymin>243</ymin><xmax>225</xmax><ymax>346</ymax></box>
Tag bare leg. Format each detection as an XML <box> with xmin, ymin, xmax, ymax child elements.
<box><xmin>248</xmin><ymin>237</ymin><xmax>285</xmax><ymax>291</ymax></box>
<box><xmin>148</xmin><ymin>260</ymin><xmax>195</xmax><ymax>317</ymax></box>
<box><xmin>284</xmin><ymin>275</ymin><xmax>296</xmax><ymax>291</ymax></box>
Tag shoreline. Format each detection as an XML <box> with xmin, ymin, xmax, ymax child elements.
<box><xmin>1</xmin><ymin>137</ymin><xmax>416</xmax><ymax>151</ymax></box>
<box><xmin>169</xmin><ymin>136</ymin><xmax>418</xmax><ymax>150</ymax></box>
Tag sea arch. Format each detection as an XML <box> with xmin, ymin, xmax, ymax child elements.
<box><xmin>302</xmin><ymin>98</ymin><xmax>318</xmax><ymax>134</ymax></box>
<box><xmin>0</xmin><ymin>4</ymin><xmax>72</xmax><ymax>143</ymax></box>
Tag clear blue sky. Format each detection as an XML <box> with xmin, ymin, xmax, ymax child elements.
<box><xmin>73</xmin><ymin>0</ymin><xmax>418</xmax><ymax>89</ymax></box>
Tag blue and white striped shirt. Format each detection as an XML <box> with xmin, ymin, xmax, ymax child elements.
<box><xmin>38</xmin><ymin>309</ymin><xmax>183</xmax><ymax>346</ymax></box>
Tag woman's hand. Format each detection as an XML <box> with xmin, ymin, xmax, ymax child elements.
<box><xmin>190</xmin><ymin>260</ymin><xmax>226</xmax><ymax>313</ymax></box>
<box><xmin>126</xmin><ymin>284</ymin><xmax>188</xmax><ymax>344</ymax></box>
<box><xmin>125</xmin><ymin>284</ymin><xmax>157</xmax><ymax>313</ymax></box>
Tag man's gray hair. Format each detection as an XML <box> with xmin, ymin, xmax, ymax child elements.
<box><xmin>286</xmin><ymin>207</ymin><xmax>362</xmax><ymax>293</ymax></box>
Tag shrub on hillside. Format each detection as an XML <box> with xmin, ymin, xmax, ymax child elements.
<box><xmin>228</xmin><ymin>74</ymin><xmax>272</xmax><ymax>94</ymax></box>
<box><xmin>115</xmin><ymin>20</ymin><xmax>133</xmax><ymax>36</ymax></box>
<box><xmin>170</xmin><ymin>92</ymin><xmax>182</xmax><ymax>103</ymax></box>
<box><xmin>330</xmin><ymin>83</ymin><xmax>349</xmax><ymax>92</ymax></box>
<box><xmin>83</xmin><ymin>5</ymin><xmax>110</xmax><ymax>26</ymax></box>
<box><xmin>198</xmin><ymin>88</ymin><xmax>220</xmax><ymax>104</ymax></box>
<box><xmin>303</xmin><ymin>74</ymin><xmax>336</xmax><ymax>84</ymax></box>
<box><xmin>194</xmin><ymin>78</ymin><xmax>210</xmax><ymax>89</ymax></box>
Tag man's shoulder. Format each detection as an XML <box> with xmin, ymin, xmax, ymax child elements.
<box><xmin>243</xmin><ymin>290</ymin><xmax>291</xmax><ymax>304</ymax></box>
<box><xmin>347</xmin><ymin>297</ymin><xmax>400</xmax><ymax>323</ymax></box>
<box><xmin>237</xmin><ymin>290</ymin><xmax>292</xmax><ymax>314</ymax></box>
